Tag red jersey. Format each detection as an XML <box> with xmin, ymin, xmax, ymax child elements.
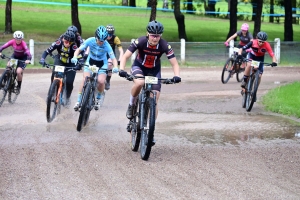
<box><xmin>242</xmin><ymin>39</ymin><xmax>274</xmax><ymax>57</ymax></box>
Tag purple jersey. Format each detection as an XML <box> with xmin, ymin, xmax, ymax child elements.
<box><xmin>0</xmin><ymin>39</ymin><xmax>32</xmax><ymax>60</ymax></box>
<box><xmin>128</xmin><ymin>36</ymin><xmax>175</xmax><ymax>68</ymax></box>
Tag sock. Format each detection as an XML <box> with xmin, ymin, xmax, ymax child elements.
<box><xmin>243</xmin><ymin>75</ymin><xmax>249</xmax><ymax>82</ymax></box>
<box><xmin>129</xmin><ymin>95</ymin><xmax>137</xmax><ymax>105</ymax></box>
<box><xmin>106</xmin><ymin>75</ymin><xmax>111</xmax><ymax>84</ymax></box>
<box><xmin>97</xmin><ymin>91</ymin><xmax>104</xmax><ymax>99</ymax></box>
<box><xmin>18</xmin><ymin>81</ymin><xmax>22</xmax><ymax>87</ymax></box>
<box><xmin>77</xmin><ymin>92</ymin><xmax>82</xmax><ymax>102</ymax></box>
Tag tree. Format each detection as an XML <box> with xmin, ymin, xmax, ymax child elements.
<box><xmin>173</xmin><ymin>0</ymin><xmax>187</xmax><ymax>40</ymax></box>
<box><xmin>71</xmin><ymin>0</ymin><xmax>82</xmax><ymax>35</ymax></box>
<box><xmin>186</xmin><ymin>0</ymin><xmax>194</xmax><ymax>14</ymax></box>
<box><xmin>284</xmin><ymin>0</ymin><xmax>293</xmax><ymax>41</ymax></box>
<box><xmin>251</xmin><ymin>0</ymin><xmax>258</xmax><ymax>21</ymax></box>
<box><xmin>129</xmin><ymin>0</ymin><xmax>136</xmax><ymax>7</ymax></box>
<box><xmin>226</xmin><ymin>0</ymin><xmax>237</xmax><ymax>40</ymax></box>
<box><xmin>253</xmin><ymin>0</ymin><xmax>263</xmax><ymax>37</ymax></box>
<box><xmin>149</xmin><ymin>0</ymin><xmax>157</xmax><ymax>21</ymax></box>
<box><xmin>269</xmin><ymin>0</ymin><xmax>274</xmax><ymax>23</ymax></box>
<box><xmin>122</xmin><ymin>0</ymin><xmax>128</xmax><ymax>6</ymax></box>
<box><xmin>5</xmin><ymin>0</ymin><xmax>12</xmax><ymax>34</ymax></box>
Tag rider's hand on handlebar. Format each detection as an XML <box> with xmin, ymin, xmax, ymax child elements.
<box><xmin>71</xmin><ymin>57</ymin><xmax>78</xmax><ymax>65</ymax></box>
<box><xmin>237</xmin><ymin>55</ymin><xmax>243</xmax><ymax>63</ymax></box>
<box><xmin>173</xmin><ymin>76</ymin><xmax>181</xmax><ymax>83</ymax></box>
<box><xmin>271</xmin><ymin>62</ymin><xmax>277</xmax><ymax>67</ymax></box>
<box><xmin>39</xmin><ymin>58</ymin><xmax>45</xmax><ymax>66</ymax></box>
<box><xmin>119</xmin><ymin>70</ymin><xmax>128</xmax><ymax>78</ymax></box>
<box><xmin>224</xmin><ymin>42</ymin><xmax>229</xmax><ymax>47</ymax></box>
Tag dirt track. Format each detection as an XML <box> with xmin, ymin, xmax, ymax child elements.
<box><xmin>0</xmin><ymin>67</ymin><xmax>300</xmax><ymax>199</ymax></box>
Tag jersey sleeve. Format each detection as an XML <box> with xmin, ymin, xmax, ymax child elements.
<box><xmin>265</xmin><ymin>42</ymin><xmax>275</xmax><ymax>57</ymax></box>
<box><xmin>127</xmin><ymin>38</ymin><xmax>139</xmax><ymax>53</ymax></box>
<box><xmin>106</xmin><ymin>44</ymin><xmax>116</xmax><ymax>59</ymax></box>
<box><xmin>0</xmin><ymin>40</ymin><xmax>14</xmax><ymax>52</ymax></box>
<box><xmin>164</xmin><ymin>42</ymin><xmax>175</xmax><ymax>60</ymax></box>
<box><xmin>22</xmin><ymin>42</ymin><xmax>32</xmax><ymax>60</ymax></box>
<box><xmin>114</xmin><ymin>36</ymin><xmax>122</xmax><ymax>48</ymax></box>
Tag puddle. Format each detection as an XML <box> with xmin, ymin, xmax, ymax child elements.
<box><xmin>157</xmin><ymin>114</ymin><xmax>300</xmax><ymax>145</ymax></box>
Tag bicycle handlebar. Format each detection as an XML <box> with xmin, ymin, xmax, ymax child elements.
<box><xmin>1</xmin><ymin>54</ymin><xmax>31</xmax><ymax>64</ymax></box>
<box><xmin>242</xmin><ymin>58</ymin><xmax>275</xmax><ymax>67</ymax></box>
<box><xmin>125</xmin><ymin>74</ymin><xmax>175</xmax><ymax>84</ymax></box>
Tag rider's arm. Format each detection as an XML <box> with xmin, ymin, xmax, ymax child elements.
<box><xmin>119</xmin><ymin>50</ymin><xmax>132</xmax><ymax>71</ymax></box>
<box><xmin>225</xmin><ymin>33</ymin><xmax>238</xmax><ymax>44</ymax></box>
<box><xmin>238</xmin><ymin>41</ymin><xmax>253</xmax><ymax>55</ymax></box>
<box><xmin>73</xmin><ymin>48</ymin><xmax>82</xmax><ymax>58</ymax></box>
<box><xmin>0</xmin><ymin>40</ymin><xmax>14</xmax><ymax>55</ymax></box>
<box><xmin>169</xmin><ymin>57</ymin><xmax>180</xmax><ymax>77</ymax></box>
<box><xmin>114</xmin><ymin>36</ymin><xmax>124</xmax><ymax>62</ymax></box>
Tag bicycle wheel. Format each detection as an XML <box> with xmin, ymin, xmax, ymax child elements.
<box><xmin>242</xmin><ymin>89</ymin><xmax>247</xmax><ymax>108</ymax></box>
<box><xmin>246</xmin><ymin>71</ymin><xmax>259</xmax><ymax>112</ymax></box>
<box><xmin>131</xmin><ymin>97</ymin><xmax>141</xmax><ymax>152</ymax></box>
<box><xmin>83</xmin><ymin>88</ymin><xmax>93</xmax><ymax>127</ymax></box>
<box><xmin>0</xmin><ymin>70</ymin><xmax>10</xmax><ymax>106</ymax></box>
<box><xmin>61</xmin><ymin>78</ymin><xmax>67</xmax><ymax>106</ymax></box>
<box><xmin>140</xmin><ymin>97</ymin><xmax>156</xmax><ymax>160</ymax></box>
<box><xmin>8</xmin><ymin>73</ymin><xmax>19</xmax><ymax>104</ymax></box>
<box><xmin>77</xmin><ymin>82</ymin><xmax>91</xmax><ymax>132</ymax></box>
<box><xmin>235</xmin><ymin>61</ymin><xmax>244</xmax><ymax>82</ymax></box>
<box><xmin>221</xmin><ymin>58</ymin><xmax>233</xmax><ymax>84</ymax></box>
<box><xmin>46</xmin><ymin>79</ymin><xmax>60</xmax><ymax>122</ymax></box>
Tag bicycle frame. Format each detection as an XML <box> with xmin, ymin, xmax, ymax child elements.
<box><xmin>52</xmin><ymin>65</ymin><xmax>65</xmax><ymax>104</ymax></box>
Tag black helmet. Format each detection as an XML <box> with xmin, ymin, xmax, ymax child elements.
<box><xmin>146</xmin><ymin>20</ymin><xmax>164</xmax><ymax>34</ymax></box>
<box><xmin>63</xmin><ymin>30</ymin><xmax>75</xmax><ymax>42</ymax></box>
<box><xmin>257</xmin><ymin>31</ymin><xmax>268</xmax><ymax>41</ymax></box>
<box><xmin>106</xmin><ymin>24</ymin><xmax>115</xmax><ymax>35</ymax></box>
<box><xmin>67</xmin><ymin>25</ymin><xmax>78</xmax><ymax>34</ymax></box>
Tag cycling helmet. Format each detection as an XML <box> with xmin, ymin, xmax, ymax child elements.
<box><xmin>13</xmin><ymin>31</ymin><xmax>24</xmax><ymax>39</ymax></box>
<box><xmin>106</xmin><ymin>24</ymin><xmax>115</xmax><ymax>35</ymax></box>
<box><xmin>241</xmin><ymin>23</ymin><xmax>249</xmax><ymax>31</ymax></box>
<box><xmin>95</xmin><ymin>25</ymin><xmax>108</xmax><ymax>41</ymax></box>
<box><xmin>63</xmin><ymin>30</ymin><xmax>75</xmax><ymax>42</ymax></box>
<box><xmin>67</xmin><ymin>25</ymin><xmax>78</xmax><ymax>34</ymax></box>
<box><xmin>146</xmin><ymin>20</ymin><xmax>164</xmax><ymax>34</ymax></box>
<box><xmin>257</xmin><ymin>31</ymin><xmax>268</xmax><ymax>41</ymax></box>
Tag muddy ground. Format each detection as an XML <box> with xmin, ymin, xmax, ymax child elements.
<box><xmin>0</xmin><ymin>67</ymin><xmax>300</xmax><ymax>199</ymax></box>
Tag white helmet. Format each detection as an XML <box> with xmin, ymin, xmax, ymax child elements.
<box><xmin>13</xmin><ymin>31</ymin><xmax>24</xmax><ymax>39</ymax></box>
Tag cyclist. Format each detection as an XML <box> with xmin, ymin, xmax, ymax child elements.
<box><xmin>118</xmin><ymin>20</ymin><xmax>181</xmax><ymax>144</ymax></box>
<box><xmin>237</xmin><ymin>31</ymin><xmax>277</xmax><ymax>92</ymax></box>
<box><xmin>58</xmin><ymin>25</ymin><xmax>84</xmax><ymax>48</ymax></box>
<box><xmin>0</xmin><ymin>31</ymin><xmax>32</xmax><ymax>93</ymax></box>
<box><xmin>39</xmin><ymin>30</ymin><xmax>81</xmax><ymax>106</ymax></box>
<box><xmin>71</xmin><ymin>25</ymin><xmax>118</xmax><ymax>111</ymax></box>
<box><xmin>105</xmin><ymin>24</ymin><xmax>124</xmax><ymax>90</ymax></box>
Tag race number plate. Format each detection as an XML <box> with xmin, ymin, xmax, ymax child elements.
<box><xmin>54</xmin><ymin>65</ymin><xmax>65</xmax><ymax>72</ymax></box>
<box><xmin>233</xmin><ymin>47</ymin><xmax>239</xmax><ymax>53</ymax></box>
<box><xmin>9</xmin><ymin>59</ymin><xmax>18</xmax><ymax>67</ymax></box>
<box><xmin>251</xmin><ymin>60</ymin><xmax>260</xmax><ymax>69</ymax></box>
<box><xmin>90</xmin><ymin>65</ymin><xmax>99</xmax><ymax>73</ymax></box>
<box><xmin>145</xmin><ymin>76</ymin><xmax>158</xmax><ymax>84</ymax></box>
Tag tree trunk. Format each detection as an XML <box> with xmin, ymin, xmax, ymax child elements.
<box><xmin>129</xmin><ymin>0</ymin><xmax>136</xmax><ymax>7</ymax></box>
<box><xmin>122</xmin><ymin>0</ymin><xmax>128</xmax><ymax>6</ymax></box>
<box><xmin>251</xmin><ymin>0</ymin><xmax>258</xmax><ymax>21</ymax></box>
<box><xmin>173</xmin><ymin>0</ymin><xmax>187</xmax><ymax>40</ymax></box>
<box><xmin>284</xmin><ymin>0</ymin><xmax>293</xmax><ymax>41</ymax></box>
<box><xmin>208</xmin><ymin>0</ymin><xmax>217</xmax><ymax>17</ymax></box>
<box><xmin>149</xmin><ymin>0</ymin><xmax>157</xmax><ymax>21</ymax></box>
<box><xmin>226</xmin><ymin>0</ymin><xmax>237</xmax><ymax>40</ymax></box>
<box><xmin>187</xmin><ymin>0</ymin><xmax>194</xmax><ymax>14</ymax></box>
<box><xmin>292</xmin><ymin>0</ymin><xmax>296</xmax><ymax>24</ymax></box>
<box><xmin>269</xmin><ymin>0</ymin><xmax>274</xmax><ymax>23</ymax></box>
<box><xmin>71</xmin><ymin>0</ymin><xmax>82</xmax><ymax>35</ymax></box>
<box><xmin>5</xmin><ymin>0</ymin><xmax>13</xmax><ymax>34</ymax></box>
<box><xmin>253</xmin><ymin>0</ymin><xmax>263</xmax><ymax>37</ymax></box>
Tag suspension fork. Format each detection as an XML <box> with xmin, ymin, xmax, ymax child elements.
<box><xmin>54</xmin><ymin>77</ymin><xmax>63</xmax><ymax>104</ymax></box>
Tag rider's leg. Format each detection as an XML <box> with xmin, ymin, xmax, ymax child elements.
<box><xmin>65</xmin><ymin>70</ymin><xmax>76</xmax><ymax>104</ymax></box>
<box><xmin>16</xmin><ymin>67</ymin><xmax>23</xmax><ymax>88</ymax></box>
<box><xmin>105</xmin><ymin>58</ymin><xmax>113</xmax><ymax>90</ymax></box>
<box><xmin>96</xmin><ymin>73</ymin><xmax>106</xmax><ymax>98</ymax></box>
<box><xmin>74</xmin><ymin>71</ymin><xmax>91</xmax><ymax>110</ymax></box>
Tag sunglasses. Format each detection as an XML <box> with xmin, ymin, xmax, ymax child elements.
<box><xmin>95</xmin><ymin>37</ymin><xmax>105</xmax><ymax>42</ymax></box>
<box><xmin>258</xmin><ymin>40</ymin><xmax>265</xmax><ymax>44</ymax></box>
<box><xmin>149</xmin><ymin>34</ymin><xmax>161</xmax><ymax>38</ymax></box>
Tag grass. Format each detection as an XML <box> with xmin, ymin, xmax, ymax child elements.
<box><xmin>261</xmin><ymin>81</ymin><xmax>300</xmax><ymax>118</ymax></box>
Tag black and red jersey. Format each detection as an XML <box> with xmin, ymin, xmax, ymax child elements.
<box><xmin>128</xmin><ymin>36</ymin><xmax>175</xmax><ymax>68</ymax></box>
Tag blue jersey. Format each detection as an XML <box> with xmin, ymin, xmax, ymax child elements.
<box><xmin>79</xmin><ymin>37</ymin><xmax>115</xmax><ymax>63</ymax></box>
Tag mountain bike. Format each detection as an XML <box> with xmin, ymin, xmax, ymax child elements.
<box><xmin>221</xmin><ymin>47</ymin><xmax>247</xmax><ymax>84</ymax></box>
<box><xmin>43</xmin><ymin>62</ymin><xmax>72</xmax><ymax>122</ymax></box>
<box><xmin>76</xmin><ymin>63</ymin><xmax>107</xmax><ymax>132</ymax></box>
<box><xmin>0</xmin><ymin>54</ymin><xmax>28</xmax><ymax>107</ymax></box>
<box><xmin>242</xmin><ymin>60</ymin><xmax>273</xmax><ymax>112</ymax></box>
<box><xmin>124</xmin><ymin>74</ymin><xmax>175</xmax><ymax>161</ymax></box>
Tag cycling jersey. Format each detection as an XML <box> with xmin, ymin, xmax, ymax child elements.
<box><xmin>107</xmin><ymin>35</ymin><xmax>122</xmax><ymax>55</ymax></box>
<box><xmin>41</xmin><ymin>39</ymin><xmax>78</xmax><ymax>64</ymax></box>
<box><xmin>236</xmin><ymin>30</ymin><xmax>253</xmax><ymax>46</ymax></box>
<box><xmin>242</xmin><ymin>39</ymin><xmax>274</xmax><ymax>57</ymax></box>
<box><xmin>79</xmin><ymin>37</ymin><xmax>115</xmax><ymax>63</ymax></box>
<box><xmin>128</xmin><ymin>36</ymin><xmax>175</xmax><ymax>69</ymax></box>
<box><xmin>0</xmin><ymin>39</ymin><xmax>32</xmax><ymax>60</ymax></box>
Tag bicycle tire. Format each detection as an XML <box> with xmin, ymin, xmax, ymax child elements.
<box><xmin>246</xmin><ymin>70</ymin><xmax>259</xmax><ymax>112</ymax></box>
<box><xmin>83</xmin><ymin>86</ymin><xmax>93</xmax><ymax>127</ymax></box>
<box><xmin>221</xmin><ymin>58</ymin><xmax>233</xmax><ymax>84</ymax></box>
<box><xmin>140</xmin><ymin>97</ymin><xmax>156</xmax><ymax>161</ymax></box>
<box><xmin>131</xmin><ymin>97</ymin><xmax>141</xmax><ymax>152</ymax></box>
<box><xmin>46</xmin><ymin>79</ymin><xmax>60</xmax><ymax>122</ymax></box>
<box><xmin>77</xmin><ymin>82</ymin><xmax>91</xmax><ymax>131</ymax></box>
<box><xmin>8</xmin><ymin>73</ymin><xmax>19</xmax><ymax>104</ymax></box>
<box><xmin>242</xmin><ymin>89</ymin><xmax>247</xmax><ymax>108</ymax></box>
<box><xmin>0</xmin><ymin>70</ymin><xmax>10</xmax><ymax>106</ymax></box>
<box><xmin>235</xmin><ymin>61</ymin><xmax>244</xmax><ymax>82</ymax></box>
